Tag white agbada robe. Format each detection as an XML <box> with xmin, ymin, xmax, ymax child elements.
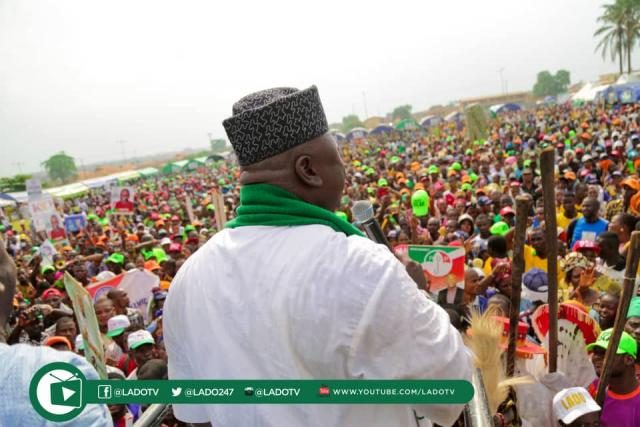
<box><xmin>164</xmin><ymin>225</ymin><xmax>472</xmax><ymax>427</ymax></box>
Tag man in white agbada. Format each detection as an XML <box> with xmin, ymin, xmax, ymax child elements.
<box><xmin>164</xmin><ymin>86</ymin><xmax>472</xmax><ymax>427</ymax></box>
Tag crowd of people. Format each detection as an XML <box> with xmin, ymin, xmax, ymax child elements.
<box><xmin>2</xmin><ymin>100</ymin><xmax>640</xmax><ymax>426</ymax></box>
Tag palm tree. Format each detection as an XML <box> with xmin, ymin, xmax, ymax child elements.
<box><xmin>594</xmin><ymin>2</ymin><xmax>626</xmax><ymax>75</ymax></box>
<box><xmin>622</xmin><ymin>0</ymin><xmax>640</xmax><ymax>73</ymax></box>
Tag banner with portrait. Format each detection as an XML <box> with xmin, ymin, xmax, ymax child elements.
<box><xmin>111</xmin><ymin>186</ymin><xmax>136</xmax><ymax>215</ymax></box>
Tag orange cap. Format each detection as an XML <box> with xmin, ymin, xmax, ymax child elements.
<box><xmin>144</xmin><ymin>260</ymin><xmax>162</xmax><ymax>271</ymax></box>
<box><xmin>44</xmin><ymin>336</ymin><xmax>72</xmax><ymax>350</ymax></box>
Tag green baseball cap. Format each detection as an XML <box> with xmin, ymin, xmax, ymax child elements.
<box><xmin>523</xmin><ymin>159</ymin><xmax>532</xmax><ymax>167</ymax></box>
<box><xmin>490</xmin><ymin>221</ymin><xmax>510</xmax><ymax>236</ymax></box>
<box><xmin>406</xmin><ymin>179</ymin><xmax>415</xmax><ymax>189</ymax></box>
<box><xmin>107</xmin><ymin>253</ymin><xmax>125</xmax><ymax>265</ymax></box>
<box><xmin>184</xmin><ymin>225</ymin><xmax>195</xmax><ymax>232</ymax></box>
<box><xmin>335</xmin><ymin>211</ymin><xmax>348</xmax><ymax>221</ymax></box>
<box><xmin>451</xmin><ymin>162</ymin><xmax>462</xmax><ymax>172</ymax></box>
<box><xmin>411</xmin><ymin>190</ymin><xmax>430</xmax><ymax>217</ymax></box>
<box><xmin>206</xmin><ymin>204</ymin><xmax>215</xmax><ymax>211</ymax></box>
<box><xmin>378</xmin><ymin>178</ymin><xmax>388</xmax><ymax>186</ymax></box>
<box><xmin>627</xmin><ymin>297</ymin><xmax>640</xmax><ymax>319</ymax></box>
<box><xmin>469</xmin><ymin>173</ymin><xmax>479</xmax><ymax>183</ymax></box>
<box><xmin>390</xmin><ymin>156</ymin><xmax>400</xmax><ymax>164</ymax></box>
<box><xmin>461</xmin><ymin>183</ymin><xmax>473</xmax><ymax>192</ymax></box>
<box><xmin>42</xmin><ymin>265</ymin><xmax>56</xmax><ymax>274</ymax></box>
<box><xmin>428</xmin><ymin>165</ymin><xmax>439</xmax><ymax>174</ymax></box>
<box><xmin>586</xmin><ymin>328</ymin><xmax>637</xmax><ymax>358</ymax></box>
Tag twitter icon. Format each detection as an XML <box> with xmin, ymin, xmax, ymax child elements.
<box><xmin>171</xmin><ymin>387</ymin><xmax>182</xmax><ymax>397</ymax></box>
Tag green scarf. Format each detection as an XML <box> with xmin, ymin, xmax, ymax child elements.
<box><xmin>226</xmin><ymin>184</ymin><xmax>364</xmax><ymax>237</ymax></box>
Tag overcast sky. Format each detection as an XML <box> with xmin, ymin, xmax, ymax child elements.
<box><xmin>1</xmin><ymin>0</ymin><xmax>637</xmax><ymax>177</ymax></box>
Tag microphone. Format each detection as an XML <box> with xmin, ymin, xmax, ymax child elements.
<box><xmin>351</xmin><ymin>200</ymin><xmax>391</xmax><ymax>250</ymax></box>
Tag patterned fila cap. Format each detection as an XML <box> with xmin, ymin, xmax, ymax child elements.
<box><xmin>223</xmin><ymin>86</ymin><xmax>329</xmax><ymax>166</ymax></box>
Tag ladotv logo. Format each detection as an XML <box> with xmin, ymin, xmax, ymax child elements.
<box><xmin>29</xmin><ymin>362</ymin><xmax>87</xmax><ymax>422</ymax></box>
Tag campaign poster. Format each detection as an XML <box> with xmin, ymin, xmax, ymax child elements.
<box><xmin>86</xmin><ymin>269</ymin><xmax>159</xmax><ymax>324</ymax></box>
<box><xmin>64</xmin><ymin>214</ymin><xmax>87</xmax><ymax>234</ymax></box>
<box><xmin>28</xmin><ymin>194</ymin><xmax>57</xmax><ymax>232</ymax></box>
<box><xmin>26</xmin><ymin>178</ymin><xmax>42</xmax><ymax>197</ymax></box>
<box><xmin>39</xmin><ymin>239</ymin><xmax>58</xmax><ymax>266</ymax></box>
<box><xmin>408</xmin><ymin>245</ymin><xmax>466</xmax><ymax>293</ymax></box>
<box><xmin>111</xmin><ymin>186</ymin><xmax>136</xmax><ymax>215</ymax></box>
<box><xmin>64</xmin><ymin>273</ymin><xmax>108</xmax><ymax>379</ymax></box>
<box><xmin>44</xmin><ymin>212</ymin><xmax>67</xmax><ymax>241</ymax></box>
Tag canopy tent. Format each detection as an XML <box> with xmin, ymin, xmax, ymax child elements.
<box><xmin>571</xmin><ymin>82</ymin><xmax>609</xmax><ymax>102</ymax></box>
<box><xmin>0</xmin><ymin>193</ymin><xmax>17</xmax><ymax>208</ymax></box>
<box><xmin>346</xmin><ymin>127</ymin><xmax>368</xmax><ymax>141</ymax></box>
<box><xmin>184</xmin><ymin>157</ymin><xmax>207</xmax><ymax>171</ymax></box>
<box><xmin>47</xmin><ymin>183</ymin><xmax>90</xmax><ymax>199</ymax></box>
<box><xmin>602</xmin><ymin>83</ymin><xmax>640</xmax><ymax>104</ymax></box>
<box><xmin>161</xmin><ymin>160</ymin><xmax>188</xmax><ymax>174</ymax></box>
<box><xmin>489</xmin><ymin>103</ymin><xmax>522</xmax><ymax>114</ymax></box>
<box><xmin>444</xmin><ymin>111</ymin><xmax>463</xmax><ymax>122</ymax></box>
<box><xmin>334</xmin><ymin>132</ymin><xmax>346</xmax><ymax>142</ymax></box>
<box><xmin>6</xmin><ymin>191</ymin><xmax>28</xmax><ymax>204</ymax></box>
<box><xmin>82</xmin><ymin>176</ymin><xmax>117</xmax><ymax>189</ymax></box>
<box><xmin>419</xmin><ymin>115</ymin><xmax>442</xmax><ymax>128</ymax></box>
<box><xmin>615</xmin><ymin>72</ymin><xmax>640</xmax><ymax>85</ymax></box>
<box><xmin>394</xmin><ymin>118</ymin><xmax>419</xmax><ymax>130</ymax></box>
<box><xmin>108</xmin><ymin>170</ymin><xmax>141</xmax><ymax>183</ymax></box>
<box><xmin>369</xmin><ymin>124</ymin><xmax>394</xmax><ymax>135</ymax></box>
<box><xmin>618</xmin><ymin>83</ymin><xmax>640</xmax><ymax>103</ymax></box>
<box><xmin>136</xmin><ymin>167</ymin><xmax>159</xmax><ymax>177</ymax></box>
<box><xmin>207</xmin><ymin>151</ymin><xmax>232</xmax><ymax>162</ymax></box>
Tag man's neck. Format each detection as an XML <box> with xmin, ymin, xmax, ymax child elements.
<box><xmin>609</xmin><ymin>373</ymin><xmax>639</xmax><ymax>395</ymax></box>
<box><xmin>584</xmin><ymin>216</ymin><xmax>599</xmax><ymax>224</ymax></box>
<box><xmin>116</xmin><ymin>307</ymin><xmax>127</xmax><ymax>315</ymax></box>
<box><xmin>604</xmin><ymin>254</ymin><xmax>624</xmax><ymax>267</ymax></box>
<box><xmin>564</xmin><ymin>210</ymin><xmax>576</xmax><ymax>219</ymax></box>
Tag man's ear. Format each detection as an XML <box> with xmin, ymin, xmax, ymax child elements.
<box><xmin>294</xmin><ymin>155</ymin><xmax>323</xmax><ymax>188</ymax></box>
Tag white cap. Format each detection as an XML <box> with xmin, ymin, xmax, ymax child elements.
<box><xmin>160</xmin><ymin>237</ymin><xmax>172</xmax><ymax>246</ymax></box>
<box><xmin>106</xmin><ymin>314</ymin><xmax>130</xmax><ymax>337</ymax></box>
<box><xmin>75</xmin><ymin>334</ymin><xmax>84</xmax><ymax>351</ymax></box>
<box><xmin>127</xmin><ymin>329</ymin><xmax>155</xmax><ymax>350</ymax></box>
<box><xmin>95</xmin><ymin>271</ymin><xmax>116</xmax><ymax>282</ymax></box>
<box><xmin>552</xmin><ymin>387</ymin><xmax>600</xmax><ymax>424</ymax></box>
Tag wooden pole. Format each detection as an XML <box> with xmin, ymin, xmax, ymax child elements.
<box><xmin>540</xmin><ymin>147</ymin><xmax>559</xmax><ymax>373</ymax></box>
<box><xmin>507</xmin><ymin>195</ymin><xmax>530</xmax><ymax>376</ymax></box>
<box><xmin>595</xmin><ymin>231</ymin><xmax>640</xmax><ymax>406</ymax></box>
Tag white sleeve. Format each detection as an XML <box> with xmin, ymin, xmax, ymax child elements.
<box><xmin>164</xmin><ymin>275</ymin><xmax>210</xmax><ymax>424</ymax></box>
<box><xmin>347</xmin><ymin>249</ymin><xmax>472</xmax><ymax>427</ymax></box>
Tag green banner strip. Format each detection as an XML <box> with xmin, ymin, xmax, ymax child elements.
<box><xmin>86</xmin><ymin>380</ymin><xmax>473</xmax><ymax>404</ymax></box>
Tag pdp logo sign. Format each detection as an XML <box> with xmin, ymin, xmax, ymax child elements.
<box><xmin>29</xmin><ymin>362</ymin><xmax>87</xmax><ymax>422</ymax></box>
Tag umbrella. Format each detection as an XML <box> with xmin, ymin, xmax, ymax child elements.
<box><xmin>394</xmin><ymin>118</ymin><xmax>419</xmax><ymax>130</ymax></box>
<box><xmin>419</xmin><ymin>115</ymin><xmax>442</xmax><ymax>128</ymax></box>
<box><xmin>346</xmin><ymin>128</ymin><xmax>368</xmax><ymax>141</ymax></box>
<box><xmin>0</xmin><ymin>193</ymin><xmax>17</xmax><ymax>202</ymax></box>
<box><xmin>369</xmin><ymin>124</ymin><xmax>394</xmax><ymax>135</ymax></box>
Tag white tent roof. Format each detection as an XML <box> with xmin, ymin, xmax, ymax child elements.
<box><xmin>572</xmin><ymin>82</ymin><xmax>609</xmax><ymax>102</ymax></box>
<box><xmin>616</xmin><ymin>72</ymin><xmax>640</xmax><ymax>85</ymax></box>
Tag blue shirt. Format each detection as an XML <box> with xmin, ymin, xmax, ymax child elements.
<box><xmin>570</xmin><ymin>217</ymin><xmax>608</xmax><ymax>248</ymax></box>
<box><xmin>0</xmin><ymin>343</ymin><xmax>112</xmax><ymax>426</ymax></box>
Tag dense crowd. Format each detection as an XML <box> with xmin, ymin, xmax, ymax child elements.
<box><xmin>3</xmin><ymin>101</ymin><xmax>640</xmax><ymax>426</ymax></box>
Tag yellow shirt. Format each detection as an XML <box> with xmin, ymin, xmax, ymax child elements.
<box><xmin>524</xmin><ymin>245</ymin><xmax>563</xmax><ymax>284</ymax></box>
<box><xmin>524</xmin><ymin>245</ymin><xmax>547</xmax><ymax>272</ymax></box>
<box><xmin>556</xmin><ymin>210</ymin><xmax>582</xmax><ymax>231</ymax></box>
